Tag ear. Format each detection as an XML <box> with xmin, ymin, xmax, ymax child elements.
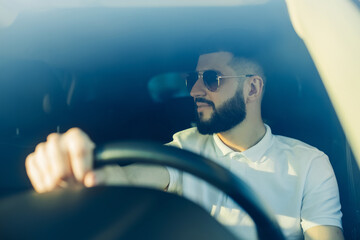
<box><xmin>244</xmin><ymin>76</ymin><xmax>264</xmax><ymax>103</ymax></box>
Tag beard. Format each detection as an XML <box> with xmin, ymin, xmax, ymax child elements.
<box><xmin>195</xmin><ymin>88</ymin><xmax>246</xmax><ymax>135</ymax></box>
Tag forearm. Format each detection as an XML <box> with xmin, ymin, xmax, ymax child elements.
<box><xmin>304</xmin><ymin>226</ymin><xmax>344</xmax><ymax>240</ymax></box>
<box><xmin>124</xmin><ymin>164</ymin><xmax>170</xmax><ymax>190</ymax></box>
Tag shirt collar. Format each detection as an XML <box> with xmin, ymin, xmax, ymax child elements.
<box><xmin>213</xmin><ymin>124</ymin><xmax>273</xmax><ymax>162</ymax></box>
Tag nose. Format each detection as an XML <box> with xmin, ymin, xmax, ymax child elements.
<box><xmin>190</xmin><ymin>76</ymin><xmax>206</xmax><ymax>98</ymax></box>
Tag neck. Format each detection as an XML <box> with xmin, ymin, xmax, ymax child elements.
<box><xmin>217</xmin><ymin>117</ymin><xmax>266</xmax><ymax>152</ymax></box>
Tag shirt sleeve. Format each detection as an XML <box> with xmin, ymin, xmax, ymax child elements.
<box><xmin>300</xmin><ymin>154</ymin><xmax>343</xmax><ymax>232</ymax></box>
<box><xmin>165</xmin><ymin>140</ymin><xmax>183</xmax><ymax>194</ymax></box>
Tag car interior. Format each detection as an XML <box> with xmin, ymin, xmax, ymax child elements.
<box><xmin>0</xmin><ymin>0</ymin><xmax>359</xmax><ymax>239</ymax></box>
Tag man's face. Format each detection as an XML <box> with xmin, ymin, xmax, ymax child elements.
<box><xmin>190</xmin><ymin>52</ymin><xmax>247</xmax><ymax>134</ymax></box>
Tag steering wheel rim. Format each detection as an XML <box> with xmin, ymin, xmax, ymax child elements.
<box><xmin>95</xmin><ymin>141</ymin><xmax>286</xmax><ymax>240</ymax></box>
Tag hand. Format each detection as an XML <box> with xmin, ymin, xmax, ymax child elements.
<box><xmin>25</xmin><ymin>128</ymin><xmax>130</xmax><ymax>193</ymax></box>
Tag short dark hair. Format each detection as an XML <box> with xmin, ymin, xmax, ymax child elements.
<box><xmin>228</xmin><ymin>53</ymin><xmax>266</xmax><ymax>86</ymax></box>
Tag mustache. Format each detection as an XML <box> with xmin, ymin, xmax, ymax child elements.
<box><xmin>194</xmin><ymin>98</ymin><xmax>215</xmax><ymax>108</ymax></box>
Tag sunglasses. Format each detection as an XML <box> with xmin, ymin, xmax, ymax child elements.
<box><xmin>185</xmin><ymin>70</ymin><xmax>255</xmax><ymax>92</ymax></box>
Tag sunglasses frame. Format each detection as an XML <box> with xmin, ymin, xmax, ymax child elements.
<box><xmin>186</xmin><ymin>70</ymin><xmax>255</xmax><ymax>92</ymax></box>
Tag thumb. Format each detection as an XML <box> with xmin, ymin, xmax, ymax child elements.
<box><xmin>84</xmin><ymin>165</ymin><xmax>130</xmax><ymax>187</ymax></box>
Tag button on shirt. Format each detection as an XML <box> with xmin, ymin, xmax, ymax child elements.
<box><xmin>167</xmin><ymin>125</ymin><xmax>342</xmax><ymax>239</ymax></box>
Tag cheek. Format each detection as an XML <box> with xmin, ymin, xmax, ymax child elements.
<box><xmin>214</xmin><ymin>81</ymin><xmax>240</xmax><ymax>106</ymax></box>
<box><xmin>226</xmin><ymin>80</ymin><xmax>240</xmax><ymax>94</ymax></box>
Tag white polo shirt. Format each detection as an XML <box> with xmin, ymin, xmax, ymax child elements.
<box><xmin>167</xmin><ymin>125</ymin><xmax>342</xmax><ymax>239</ymax></box>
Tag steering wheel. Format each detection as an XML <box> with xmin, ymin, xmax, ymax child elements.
<box><xmin>0</xmin><ymin>141</ymin><xmax>285</xmax><ymax>240</ymax></box>
<box><xmin>94</xmin><ymin>141</ymin><xmax>285</xmax><ymax>239</ymax></box>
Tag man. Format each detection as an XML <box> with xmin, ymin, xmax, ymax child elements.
<box><xmin>25</xmin><ymin>51</ymin><xmax>344</xmax><ymax>239</ymax></box>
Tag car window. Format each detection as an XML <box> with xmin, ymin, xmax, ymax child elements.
<box><xmin>0</xmin><ymin>1</ymin><xmax>359</xmax><ymax>239</ymax></box>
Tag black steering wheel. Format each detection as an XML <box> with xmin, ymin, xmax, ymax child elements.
<box><xmin>0</xmin><ymin>141</ymin><xmax>285</xmax><ymax>240</ymax></box>
<box><xmin>94</xmin><ymin>141</ymin><xmax>285</xmax><ymax>240</ymax></box>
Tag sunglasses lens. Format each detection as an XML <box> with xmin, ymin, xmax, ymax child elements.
<box><xmin>203</xmin><ymin>70</ymin><xmax>219</xmax><ymax>92</ymax></box>
<box><xmin>186</xmin><ymin>72</ymin><xmax>198</xmax><ymax>92</ymax></box>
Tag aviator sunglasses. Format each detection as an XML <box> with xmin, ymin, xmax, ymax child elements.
<box><xmin>185</xmin><ymin>70</ymin><xmax>255</xmax><ymax>92</ymax></box>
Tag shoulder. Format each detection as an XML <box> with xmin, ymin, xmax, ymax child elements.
<box><xmin>273</xmin><ymin>134</ymin><xmax>325</xmax><ymax>155</ymax></box>
<box><xmin>172</xmin><ymin>127</ymin><xmax>203</xmax><ymax>141</ymax></box>
<box><xmin>167</xmin><ymin>127</ymin><xmax>213</xmax><ymax>151</ymax></box>
<box><xmin>270</xmin><ymin>134</ymin><xmax>328</xmax><ymax>167</ymax></box>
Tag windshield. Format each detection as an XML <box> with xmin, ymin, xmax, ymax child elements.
<box><xmin>0</xmin><ymin>0</ymin><xmax>360</xmax><ymax>239</ymax></box>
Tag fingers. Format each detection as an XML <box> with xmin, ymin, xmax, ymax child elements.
<box><xmin>26</xmin><ymin>153</ymin><xmax>46</xmax><ymax>193</ymax></box>
<box><xmin>84</xmin><ymin>165</ymin><xmax>130</xmax><ymax>187</ymax></box>
<box><xmin>46</xmin><ymin>133</ymin><xmax>71</xmax><ymax>179</ymax></box>
<box><xmin>25</xmin><ymin>133</ymin><xmax>70</xmax><ymax>193</ymax></box>
<box><xmin>33</xmin><ymin>142</ymin><xmax>58</xmax><ymax>191</ymax></box>
<box><xmin>62</xmin><ymin>128</ymin><xmax>95</xmax><ymax>182</ymax></box>
<box><xmin>25</xmin><ymin>128</ymin><xmax>95</xmax><ymax>193</ymax></box>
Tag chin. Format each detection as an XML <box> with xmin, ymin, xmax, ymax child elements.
<box><xmin>198</xmin><ymin>111</ymin><xmax>212</xmax><ymax>121</ymax></box>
